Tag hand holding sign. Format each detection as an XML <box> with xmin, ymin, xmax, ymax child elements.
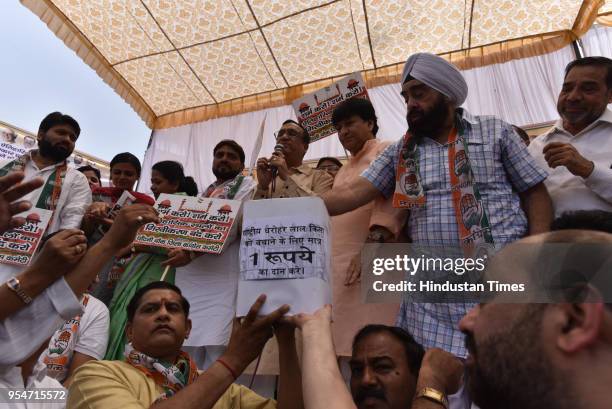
<box><xmin>102</xmin><ymin>204</ymin><xmax>159</xmax><ymax>252</ymax></box>
<box><xmin>31</xmin><ymin>229</ymin><xmax>88</xmax><ymax>277</ymax></box>
<box><xmin>0</xmin><ymin>172</ymin><xmax>44</xmax><ymax>234</ymax></box>
<box><xmin>222</xmin><ymin>294</ymin><xmax>290</xmax><ymax>374</ymax></box>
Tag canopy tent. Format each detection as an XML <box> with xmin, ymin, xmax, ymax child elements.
<box><xmin>21</xmin><ymin>0</ymin><xmax>609</xmax><ymax>130</ymax></box>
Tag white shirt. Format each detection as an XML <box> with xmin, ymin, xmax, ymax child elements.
<box><xmin>38</xmin><ymin>295</ymin><xmax>109</xmax><ymax>383</ymax></box>
<box><xmin>528</xmin><ymin>108</ymin><xmax>612</xmax><ymax>216</ymax></box>
<box><xmin>0</xmin><ymin>360</ymin><xmax>66</xmax><ymax>409</ymax></box>
<box><xmin>5</xmin><ymin>151</ymin><xmax>92</xmax><ymax>234</ymax></box>
<box><xmin>0</xmin><ymin>278</ymin><xmax>82</xmax><ymax>369</ymax></box>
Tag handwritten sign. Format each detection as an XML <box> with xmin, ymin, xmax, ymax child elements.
<box><xmin>237</xmin><ymin>197</ymin><xmax>332</xmax><ymax>315</ymax></box>
<box><xmin>241</xmin><ymin>222</ymin><xmax>327</xmax><ymax>281</ymax></box>
<box><xmin>292</xmin><ymin>72</ymin><xmax>369</xmax><ymax>143</ymax></box>
<box><xmin>134</xmin><ymin>194</ymin><xmax>241</xmax><ymax>254</ymax></box>
<box><xmin>0</xmin><ymin>208</ymin><xmax>52</xmax><ymax>266</ymax></box>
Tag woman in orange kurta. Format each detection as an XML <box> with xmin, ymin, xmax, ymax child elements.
<box><xmin>330</xmin><ymin>99</ymin><xmax>408</xmax><ymax>356</ymax></box>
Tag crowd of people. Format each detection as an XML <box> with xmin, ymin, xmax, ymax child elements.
<box><xmin>0</xmin><ymin>52</ymin><xmax>611</xmax><ymax>409</ymax></box>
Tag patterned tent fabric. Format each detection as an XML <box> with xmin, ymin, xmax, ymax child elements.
<box><xmin>21</xmin><ymin>0</ymin><xmax>609</xmax><ymax>129</ymax></box>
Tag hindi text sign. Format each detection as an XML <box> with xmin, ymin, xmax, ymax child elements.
<box><xmin>292</xmin><ymin>72</ymin><xmax>369</xmax><ymax>143</ymax></box>
<box><xmin>237</xmin><ymin>197</ymin><xmax>332</xmax><ymax>315</ymax></box>
<box><xmin>0</xmin><ymin>208</ymin><xmax>52</xmax><ymax>266</ymax></box>
<box><xmin>134</xmin><ymin>193</ymin><xmax>240</xmax><ymax>254</ymax></box>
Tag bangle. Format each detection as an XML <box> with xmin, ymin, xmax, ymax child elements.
<box><xmin>216</xmin><ymin>358</ymin><xmax>237</xmax><ymax>380</ymax></box>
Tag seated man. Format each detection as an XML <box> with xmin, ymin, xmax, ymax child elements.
<box><xmin>255</xmin><ymin>120</ymin><xmax>333</xmax><ymax>199</ymax></box>
<box><xmin>67</xmin><ymin>282</ymin><xmax>302</xmax><ymax>409</ymax></box>
<box><xmin>459</xmin><ymin>230</ymin><xmax>612</xmax><ymax>409</ymax></box>
<box><xmin>288</xmin><ymin>307</ymin><xmax>463</xmax><ymax>409</ymax></box>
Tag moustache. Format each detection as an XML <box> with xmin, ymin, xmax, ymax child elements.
<box><xmin>354</xmin><ymin>387</ymin><xmax>386</xmax><ymax>404</ymax></box>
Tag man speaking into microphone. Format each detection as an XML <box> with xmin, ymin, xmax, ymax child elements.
<box><xmin>254</xmin><ymin>119</ymin><xmax>333</xmax><ymax>199</ymax></box>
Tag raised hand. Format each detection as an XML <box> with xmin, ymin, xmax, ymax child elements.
<box><xmin>101</xmin><ymin>204</ymin><xmax>159</xmax><ymax>251</ymax></box>
<box><xmin>30</xmin><ymin>229</ymin><xmax>88</xmax><ymax>279</ymax></box>
<box><xmin>221</xmin><ymin>294</ymin><xmax>290</xmax><ymax>374</ymax></box>
<box><xmin>0</xmin><ymin>172</ymin><xmax>44</xmax><ymax>234</ymax></box>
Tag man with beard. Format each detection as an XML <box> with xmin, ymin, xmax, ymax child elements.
<box><xmin>0</xmin><ymin>112</ymin><xmax>92</xmax><ymax>282</ymax></box>
<box><xmin>255</xmin><ymin>120</ymin><xmax>333</xmax><ymax>199</ymax></box>
<box><xmin>459</xmin><ymin>230</ymin><xmax>612</xmax><ymax>409</ymax></box>
<box><xmin>175</xmin><ymin>139</ymin><xmax>258</xmax><ymax>368</ymax></box>
<box><xmin>322</xmin><ymin>53</ymin><xmax>552</xmax><ymax>361</ymax></box>
<box><xmin>0</xmin><ymin>112</ymin><xmax>91</xmax><ymax>234</ymax></box>
<box><xmin>528</xmin><ymin>57</ymin><xmax>612</xmax><ymax>216</ymax></box>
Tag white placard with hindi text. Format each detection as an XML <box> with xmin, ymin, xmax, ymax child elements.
<box><xmin>237</xmin><ymin>197</ymin><xmax>332</xmax><ymax>316</ymax></box>
<box><xmin>0</xmin><ymin>208</ymin><xmax>52</xmax><ymax>266</ymax></box>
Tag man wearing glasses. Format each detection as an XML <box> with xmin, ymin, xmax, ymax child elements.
<box><xmin>254</xmin><ymin>120</ymin><xmax>333</xmax><ymax>199</ymax></box>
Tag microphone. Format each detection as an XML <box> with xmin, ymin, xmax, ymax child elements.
<box><xmin>271</xmin><ymin>143</ymin><xmax>284</xmax><ymax>178</ymax></box>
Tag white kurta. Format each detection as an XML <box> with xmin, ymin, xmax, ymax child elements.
<box><xmin>175</xmin><ymin>175</ymin><xmax>256</xmax><ymax>348</ymax></box>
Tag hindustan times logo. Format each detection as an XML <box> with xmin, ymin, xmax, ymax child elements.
<box><xmin>371</xmin><ymin>254</ymin><xmax>487</xmax><ymax>276</ymax></box>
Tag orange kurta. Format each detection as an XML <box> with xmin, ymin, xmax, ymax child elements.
<box><xmin>331</xmin><ymin>138</ymin><xmax>407</xmax><ymax>356</ymax></box>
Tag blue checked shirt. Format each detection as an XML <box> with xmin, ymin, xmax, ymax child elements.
<box><xmin>362</xmin><ymin>109</ymin><xmax>547</xmax><ymax>357</ymax></box>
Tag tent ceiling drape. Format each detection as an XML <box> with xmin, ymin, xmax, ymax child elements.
<box><xmin>21</xmin><ymin>0</ymin><xmax>608</xmax><ymax>129</ymax></box>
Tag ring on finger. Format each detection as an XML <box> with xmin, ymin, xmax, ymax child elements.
<box><xmin>137</xmin><ymin>215</ymin><xmax>144</xmax><ymax>223</ymax></box>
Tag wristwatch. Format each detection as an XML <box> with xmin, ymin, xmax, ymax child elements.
<box><xmin>6</xmin><ymin>277</ymin><xmax>33</xmax><ymax>304</ymax></box>
<box><xmin>414</xmin><ymin>387</ymin><xmax>448</xmax><ymax>409</ymax></box>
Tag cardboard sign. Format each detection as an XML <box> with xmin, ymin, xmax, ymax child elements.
<box><xmin>292</xmin><ymin>72</ymin><xmax>369</xmax><ymax>143</ymax></box>
<box><xmin>134</xmin><ymin>194</ymin><xmax>241</xmax><ymax>254</ymax></box>
<box><xmin>237</xmin><ymin>197</ymin><xmax>332</xmax><ymax>315</ymax></box>
<box><xmin>0</xmin><ymin>208</ymin><xmax>52</xmax><ymax>266</ymax></box>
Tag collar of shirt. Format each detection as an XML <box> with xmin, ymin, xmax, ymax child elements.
<box><xmin>291</xmin><ymin>163</ymin><xmax>314</xmax><ymax>176</ymax></box>
<box><xmin>27</xmin><ymin>150</ymin><xmax>65</xmax><ymax>172</ymax></box>
<box><xmin>544</xmin><ymin>108</ymin><xmax>612</xmax><ymax>141</ymax></box>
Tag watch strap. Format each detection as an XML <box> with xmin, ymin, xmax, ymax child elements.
<box><xmin>414</xmin><ymin>387</ymin><xmax>448</xmax><ymax>409</ymax></box>
<box><xmin>6</xmin><ymin>277</ymin><xmax>33</xmax><ymax>304</ymax></box>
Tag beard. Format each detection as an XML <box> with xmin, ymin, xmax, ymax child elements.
<box><xmin>466</xmin><ymin>305</ymin><xmax>573</xmax><ymax>409</ymax></box>
<box><xmin>38</xmin><ymin>138</ymin><xmax>72</xmax><ymax>162</ymax></box>
<box><xmin>406</xmin><ymin>96</ymin><xmax>450</xmax><ymax>137</ymax></box>
<box><xmin>212</xmin><ymin>164</ymin><xmax>241</xmax><ymax>181</ymax></box>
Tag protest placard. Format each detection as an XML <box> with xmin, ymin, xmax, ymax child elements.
<box><xmin>134</xmin><ymin>193</ymin><xmax>241</xmax><ymax>254</ymax></box>
<box><xmin>237</xmin><ymin>197</ymin><xmax>332</xmax><ymax>315</ymax></box>
<box><xmin>292</xmin><ymin>72</ymin><xmax>369</xmax><ymax>143</ymax></box>
<box><xmin>0</xmin><ymin>208</ymin><xmax>52</xmax><ymax>266</ymax></box>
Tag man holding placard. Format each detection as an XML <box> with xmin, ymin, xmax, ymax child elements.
<box><xmin>254</xmin><ymin>120</ymin><xmax>333</xmax><ymax>199</ymax></box>
<box><xmin>0</xmin><ymin>112</ymin><xmax>92</xmax><ymax>281</ymax></box>
<box><xmin>176</xmin><ymin>140</ymin><xmax>257</xmax><ymax>369</ymax></box>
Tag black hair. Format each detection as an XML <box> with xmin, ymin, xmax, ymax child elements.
<box><xmin>213</xmin><ymin>139</ymin><xmax>246</xmax><ymax>164</ymax></box>
<box><xmin>564</xmin><ymin>56</ymin><xmax>612</xmax><ymax>89</ymax></box>
<box><xmin>127</xmin><ymin>281</ymin><xmax>190</xmax><ymax>322</ymax></box>
<box><xmin>282</xmin><ymin>119</ymin><xmax>310</xmax><ymax>146</ymax></box>
<box><xmin>551</xmin><ymin>210</ymin><xmax>612</xmax><ymax>234</ymax></box>
<box><xmin>331</xmin><ymin>98</ymin><xmax>379</xmax><ymax>136</ymax></box>
<box><xmin>316</xmin><ymin>156</ymin><xmax>343</xmax><ymax>169</ymax></box>
<box><xmin>110</xmin><ymin>152</ymin><xmax>142</xmax><ymax>177</ymax></box>
<box><xmin>352</xmin><ymin>324</ymin><xmax>425</xmax><ymax>376</ymax></box>
<box><xmin>38</xmin><ymin>112</ymin><xmax>80</xmax><ymax>137</ymax></box>
<box><xmin>77</xmin><ymin>165</ymin><xmax>101</xmax><ymax>181</ymax></box>
<box><xmin>152</xmin><ymin>160</ymin><xmax>199</xmax><ymax>196</ymax></box>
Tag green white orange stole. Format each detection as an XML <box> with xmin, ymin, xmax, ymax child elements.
<box><xmin>0</xmin><ymin>152</ymin><xmax>67</xmax><ymax>222</ymax></box>
<box><xmin>393</xmin><ymin>117</ymin><xmax>494</xmax><ymax>254</ymax></box>
<box><xmin>125</xmin><ymin>344</ymin><xmax>199</xmax><ymax>402</ymax></box>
